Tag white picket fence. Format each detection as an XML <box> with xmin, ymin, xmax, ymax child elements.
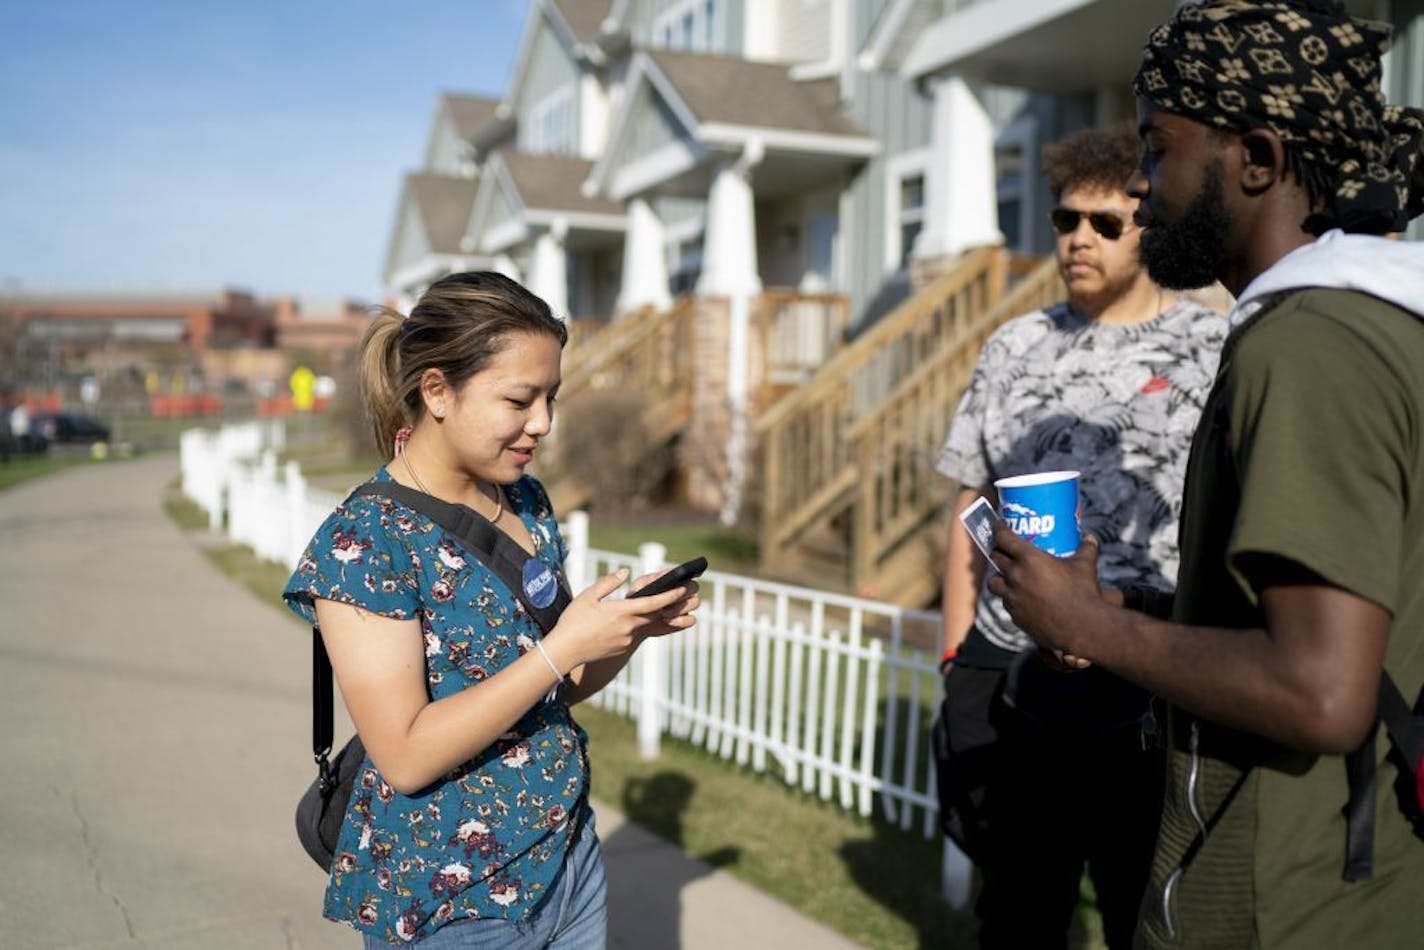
<box><xmin>178</xmin><ymin>420</ymin><xmax>973</xmax><ymax>904</ymax></box>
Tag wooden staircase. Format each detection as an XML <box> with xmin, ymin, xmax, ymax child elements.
<box><xmin>756</xmin><ymin>247</ymin><xmax>1065</xmax><ymax>604</ymax></box>
<box><xmin>539</xmin><ymin>299</ymin><xmax>698</xmax><ymax>515</ymax></box>
<box><xmin>542</xmin><ymin>289</ymin><xmax>852</xmax><ymax>517</ymax></box>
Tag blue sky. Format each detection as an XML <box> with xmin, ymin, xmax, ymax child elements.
<box><xmin>0</xmin><ymin>1</ymin><xmax>527</xmax><ymax>302</ymax></box>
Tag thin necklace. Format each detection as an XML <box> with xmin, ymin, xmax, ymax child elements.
<box><xmin>401</xmin><ymin>452</ymin><xmax>433</xmax><ymax>495</ymax></box>
<box><xmin>402</xmin><ymin>452</ymin><xmax>502</xmax><ymax>520</ymax></box>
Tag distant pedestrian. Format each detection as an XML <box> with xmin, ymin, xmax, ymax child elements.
<box><xmin>285</xmin><ymin>272</ymin><xmax>699</xmax><ymax>947</ymax></box>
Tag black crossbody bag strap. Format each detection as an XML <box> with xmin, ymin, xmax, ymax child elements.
<box><xmin>351</xmin><ymin>481</ymin><xmax>572</xmax><ymax>631</ymax></box>
<box><xmin>311</xmin><ymin>626</ymin><xmax>336</xmax><ymax>789</ymax></box>
<box><xmin>308</xmin><ymin>481</ymin><xmax>573</xmax><ymax>777</ymax></box>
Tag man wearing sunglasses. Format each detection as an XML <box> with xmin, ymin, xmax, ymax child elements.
<box><xmin>932</xmin><ymin>124</ymin><xmax>1226</xmax><ymax>948</ymax></box>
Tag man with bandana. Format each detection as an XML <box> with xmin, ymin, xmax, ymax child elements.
<box><xmin>987</xmin><ymin>1</ymin><xmax>1424</xmax><ymax>946</ymax></box>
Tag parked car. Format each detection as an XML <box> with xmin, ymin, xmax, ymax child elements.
<box><xmin>33</xmin><ymin>412</ymin><xmax>110</xmax><ymax>445</ymax></box>
<box><xmin>0</xmin><ymin>429</ymin><xmax>49</xmax><ymax>460</ymax></box>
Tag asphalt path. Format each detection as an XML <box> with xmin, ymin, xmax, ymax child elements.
<box><xmin>0</xmin><ymin>456</ymin><xmax>858</xmax><ymax>949</ymax></box>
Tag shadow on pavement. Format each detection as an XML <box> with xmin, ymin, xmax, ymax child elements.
<box><xmin>599</xmin><ymin>771</ymin><xmax>739</xmax><ymax>948</ymax></box>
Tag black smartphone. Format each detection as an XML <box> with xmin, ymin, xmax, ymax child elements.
<box><xmin>626</xmin><ymin>556</ymin><xmax>708</xmax><ymax>598</ymax></box>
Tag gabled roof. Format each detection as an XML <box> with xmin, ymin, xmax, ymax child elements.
<box><xmin>549</xmin><ymin>0</ymin><xmax>614</xmax><ymax>46</ymax></box>
<box><xmin>405</xmin><ymin>172</ymin><xmax>480</xmax><ymax>255</ymax></box>
<box><xmin>858</xmin><ymin>0</ymin><xmax>941</xmax><ymax>73</ymax></box>
<box><xmin>440</xmin><ymin>93</ymin><xmax>501</xmax><ymax>143</ymax></box>
<box><xmin>501</xmin><ymin>0</ymin><xmax>614</xmax><ymax>124</ymax></box>
<box><xmin>586</xmin><ymin>49</ymin><xmax>875</xmax><ymax>198</ymax></box>
<box><xmin>469</xmin><ymin>150</ymin><xmax>625</xmax><ymax>255</ymax></box>
<box><xmin>499</xmin><ymin>151</ymin><xmax>622</xmax><ymax>217</ymax></box>
<box><xmin>646</xmin><ymin>50</ymin><xmax>865</xmax><ymax>138</ymax></box>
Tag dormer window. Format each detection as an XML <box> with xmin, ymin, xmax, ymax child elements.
<box><xmin>653</xmin><ymin>0</ymin><xmax>718</xmax><ymax>52</ymax></box>
<box><xmin>528</xmin><ymin>86</ymin><xmax>576</xmax><ymax>155</ymax></box>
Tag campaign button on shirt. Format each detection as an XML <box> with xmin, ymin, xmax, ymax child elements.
<box><xmin>523</xmin><ymin>557</ymin><xmax>559</xmax><ymax>608</ymax></box>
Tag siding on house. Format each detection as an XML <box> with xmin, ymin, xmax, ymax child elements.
<box><xmin>625</xmin><ymin>87</ymin><xmax>687</xmax><ymax>163</ymax></box>
<box><xmin>390</xmin><ymin>201</ymin><xmax>430</xmax><ymax>275</ymax></box>
<box><xmin>840</xmin><ymin>0</ymin><xmax>934</xmax><ymax>328</ymax></box>
<box><xmin>771</xmin><ymin>0</ymin><xmax>834</xmax><ymax>63</ymax></box>
<box><xmin>518</xmin><ymin>19</ymin><xmax>581</xmax><ymax>151</ymax></box>
<box><xmin>626</xmin><ymin>0</ymin><xmax>744</xmax><ymax>55</ymax></box>
<box><xmin>1386</xmin><ymin>0</ymin><xmax>1424</xmax><ymax>239</ymax></box>
<box><xmin>486</xmin><ymin>177</ymin><xmax>523</xmax><ymax>233</ymax></box>
<box><xmin>425</xmin><ymin>118</ymin><xmax>469</xmax><ymax>176</ymax></box>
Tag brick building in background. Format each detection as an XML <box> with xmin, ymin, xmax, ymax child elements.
<box><xmin>0</xmin><ymin>287</ymin><xmax>371</xmax><ymax>412</ymax></box>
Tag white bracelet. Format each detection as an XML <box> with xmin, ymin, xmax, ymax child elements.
<box><xmin>534</xmin><ymin>639</ymin><xmax>564</xmax><ymax>696</ymax></box>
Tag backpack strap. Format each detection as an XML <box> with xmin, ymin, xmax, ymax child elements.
<box><xmin>1342</xmin><ymin>672</ymin><xmax>1424</xmax><ymax>881</ymax></box>
<box><xmin>1379</xmin><ymin>673</ymin><xmax>1424</xmax><ymax>772</ymax></box>
<box><xmin>1342</xmin><ymin>720</ymin><xmax>1380</xmax><ymax>881</ymax></box>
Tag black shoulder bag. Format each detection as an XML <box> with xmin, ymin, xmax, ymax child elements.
<box><xmin>296</xmin><ymin>481</ymin><xmax>573</xmax><ymax>871</ymax></box>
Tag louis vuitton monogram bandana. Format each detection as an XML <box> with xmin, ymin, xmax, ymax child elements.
<box><xmin>1133</xmin><ymin>0</ymin><xmax>1424</xmax><ymax>235</ymax></box>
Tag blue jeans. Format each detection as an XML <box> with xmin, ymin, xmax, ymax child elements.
<box><xmin>364</xmin><ymin>812</ymin><xmax>606</xmax><ymax>949</ymax></box>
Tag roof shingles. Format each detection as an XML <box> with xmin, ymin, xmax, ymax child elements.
<box><xmin>497</xmin><ymin>152</ymin><xmax>622</xmax><ymax>217</ymax></box>
<box><xmin>407</xmin><ymin>173</ymin><xmax>479</xmax><ymax>254</ymax></box>
<box><xmin>551</xmin><ymin>0</ymin><xmax>613</xmax><ymax>46</ymax></box>
<box><xmin>441</xmin><ymin>94</ymin><xmax>502</xmax><ymax>142</ymax></box>
<box><xmin>647</xmin><ymin>50</ymin><xmax>866</xmax><ymax>139</ymax></box>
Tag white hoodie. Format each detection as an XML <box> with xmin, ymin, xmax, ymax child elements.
<box><xmin>1229</xmin><ymin>229</ymin><xmax>1424</xmax><ymax>330</ymax></box>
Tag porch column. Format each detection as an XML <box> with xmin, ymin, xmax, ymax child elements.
<box><xmin>616</xmin><ymin>197</ymin><xmax>672</xmax><ymax>315</ymax></box>
<box><xmin>914</xmin><ymin>74</ymin><xmax>1001</xmax><ymax>262</ymax></box>
<box><xmin>697</xmin><ymin>139</ymin><xmax>764</xmax><ymax>526</ymax></box>
<box><xmin>528</xmin><ymin>217</ymin><xmax>569</xmax><ymax>318</ymax></box>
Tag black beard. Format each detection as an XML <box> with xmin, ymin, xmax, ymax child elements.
<box><xmin>1140</xmin><ymin>164</ymin><xmax>1232</xmax><ymax>291</ymax></box>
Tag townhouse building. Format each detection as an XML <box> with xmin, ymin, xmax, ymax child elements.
<box><xmin>382</xmin><ymin>0</ymin><xmax>1423</xmax><ymax>602</ymax></box>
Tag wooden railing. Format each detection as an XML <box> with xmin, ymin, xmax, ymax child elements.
<box><xmin>558</xmin><ymin>304</ymin><xmax>658</xmax><ymax>399</ymax></box>
<box><xmin>756</xmin><ymin>290</ymin><xmax>850</xmax><ymax>403</ymax></box>
<box><xmin>847</xmin><ymin>257</ymin><xmax>1064</xmax><ymax>600</ymax></box>
<box><xmin>564</xmin><ymin>315</ymin><xmax>611</xmax><ymax>353</ymax></box>
<box><xmin>540</xmin><ymin>298</ymin><xmax>699</xmax><ymax>512</ymax></box>
<box><xmin>756</xmin><ymin>246</ymin><xmax>1007</xmax><ymax>568</ymax></box>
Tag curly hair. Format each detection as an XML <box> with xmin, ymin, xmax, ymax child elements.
<box><xmin>1041</xmin><ymin>123</ymin><xmax>1143</xmax><ymax>201</ymax></box>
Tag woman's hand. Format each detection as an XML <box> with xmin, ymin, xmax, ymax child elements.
<box><xmin>626</xmin><ymin>569</ymin><xmax>701</xmax><ymax>638</ymax></box>
<box><xmin>544</xmin><ymin>568</ymin><xmax>699</xmax><ymax>670</ymax></box>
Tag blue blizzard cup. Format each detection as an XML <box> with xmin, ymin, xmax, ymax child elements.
<box><xmin>993</xmin><ymin>470</ymin><xmax>1081</xmax><ymax>556</ymax></box>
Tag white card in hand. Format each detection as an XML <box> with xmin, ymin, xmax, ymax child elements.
<box><xmin>958</xmin><ymin>496</ymin><xmax>1004</xmax><ymax>569</ymax></box>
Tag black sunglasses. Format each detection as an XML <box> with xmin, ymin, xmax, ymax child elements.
<box><xmin>1049</xmin><ymin>208</ymin><xmax>1130</xmax><ymax>240</ymax></box>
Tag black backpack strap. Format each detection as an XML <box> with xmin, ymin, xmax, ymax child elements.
<box><xmin>1343</xmin><ymin>721</ymin><xmax>1380</xmax><ymax>881</ymax></box>
<box><xmin>350</xmin><ymin>481</ymin><xmax>572</xmax><ymax>635</ymax></box>
<box><xmin>1342</xmin><ymin>672</ymin><xmax>1424</xmax><ymax>881</ymax></box>
<box><xmin>1379</xmin><ymin>673</ymin><xmax>1424</xmax><ymax>766</ymax></box>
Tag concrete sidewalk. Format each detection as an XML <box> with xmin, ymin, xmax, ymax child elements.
<box><xmin>0</xmin><ymin>456</ymin><xmax>859</xmax><ymax>949</ymax></box>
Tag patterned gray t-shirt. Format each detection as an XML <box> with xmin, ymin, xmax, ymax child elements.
<box><xmin>937</xmin><ymin>300</ymin><xmax>1227</xmax><ymax>654</ymax></box>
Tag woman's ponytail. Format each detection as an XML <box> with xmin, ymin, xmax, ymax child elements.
<box><xmin>357</xmin><ymin>307</ymin><xmax>407</xmax><ymax>460</ymax></box>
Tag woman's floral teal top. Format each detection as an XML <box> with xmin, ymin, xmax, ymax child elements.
<box><xmin>284</xmin><ymin>470</ymin><xmax>590</xmax><ymax>945</ymax></box>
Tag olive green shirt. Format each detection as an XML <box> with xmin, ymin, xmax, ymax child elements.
<box><xmin>1138</xmin><ymin>289</ymin><xmax>1424</xmax><ymax>948</ymax></box>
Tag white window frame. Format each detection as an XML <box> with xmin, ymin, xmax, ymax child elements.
<box><xmin>883</xmin><ymin>148</ymin><xmax>930</xmax><ymax>274</ymax></box>
<box><xmin>527</xmin><ymin>85</ymin><xmax>576</xmax><ymax>155</ymax></box>
<box><xmin>993</xmin><ymin>116</ymin><xmax>1038</xmax><ymax>254</ymax></box>
<box><xmin>653</xmin><ymin>0</ymin><xmax>719</xmax><ymax>52</ymax></box>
